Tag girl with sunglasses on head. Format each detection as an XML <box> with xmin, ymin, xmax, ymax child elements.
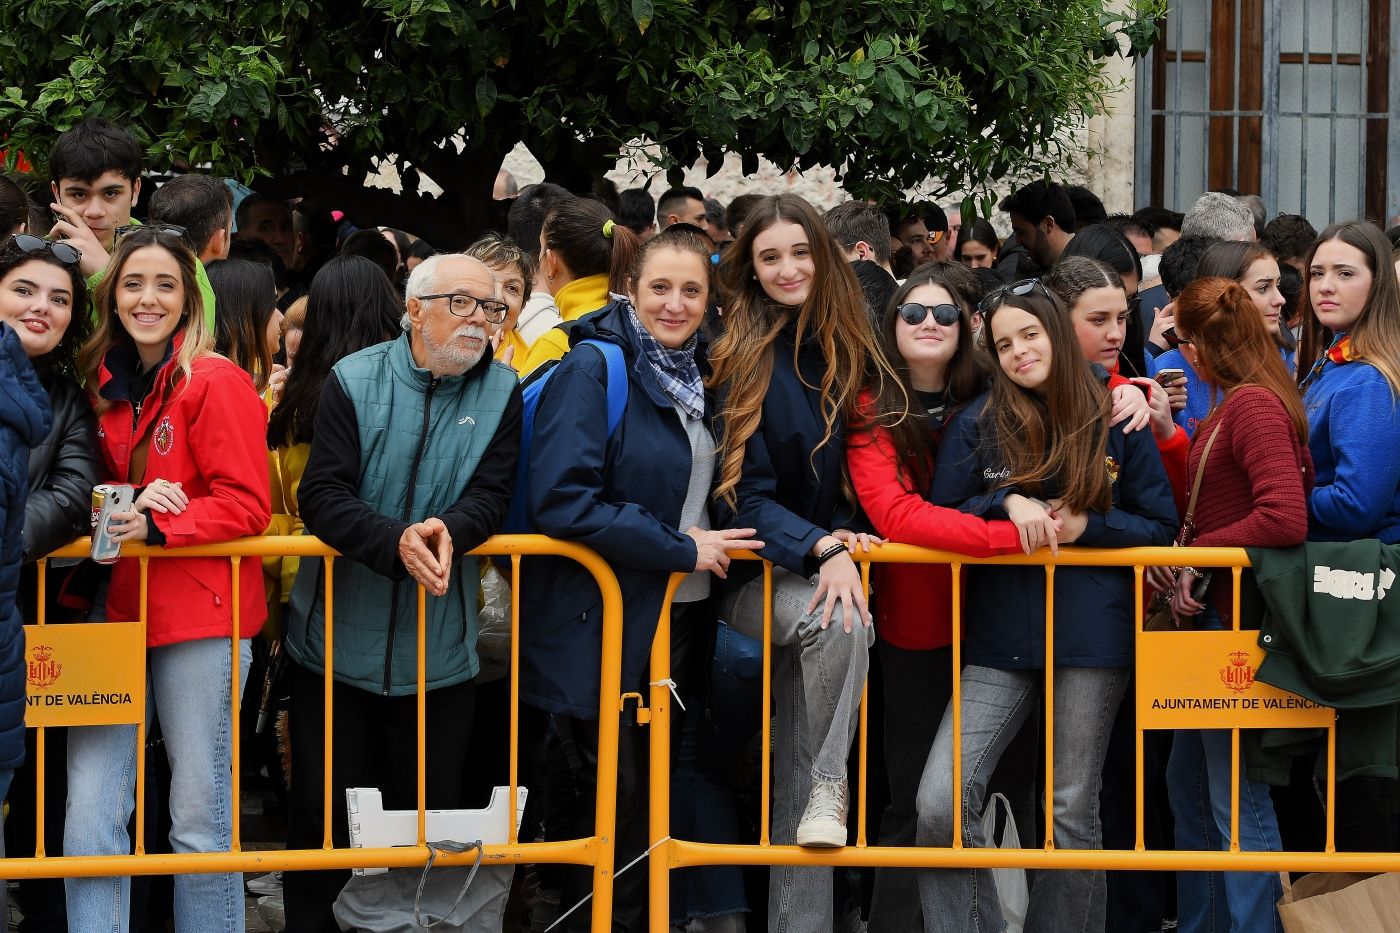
<box><xmin>67</xmin><ymin>226</ymin><xmax>271</xmax><ymax>933</ymax></box>
<box><xmin>846</xmin><ymin>263</ymin><xmax>1042</xmax><ymax>933</ymax></box>
<box><xmin>918</xmin><ymin>286</ymin><xmax>1176</xmax><ymax>933</ymax></box>
<box><xmin>709</xmin><ymin>193</ymin><xmax>903</xmax><ymax>933</ymax></box>
<box><xmin>0</xmin><ymin>234</ymin><xmax>99</xmax><ymax>930</ymax></box>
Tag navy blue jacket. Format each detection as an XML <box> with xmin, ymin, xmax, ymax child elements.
<box><xmin>520</xmin><ymin>302</ymin><xmax>705</xmax><ymax>718</ymax></box>
<box><xmin>719</xmin><ymin>325</ymin><xmax>862</xmax><ymax>588</ymax></box>
<box><xmin>1</xmin><ymin>327</ymin><xmax>53</xmax><ymax>769</ymax></box>
<box><xmin>931</xmin><ymin>393</ymin><xmax>1177</xmax><ymax>668</ymax></box>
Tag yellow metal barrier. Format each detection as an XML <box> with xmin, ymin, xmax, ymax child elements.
<box><xmin>21</xmin><ymin>535</ymin><xmax>625</xmax><ymax>932</ymax></box>
<box><xmin>647</xmin><ymin>544</ymin><xmax>1400</xmax><ymax>932</ymax></box>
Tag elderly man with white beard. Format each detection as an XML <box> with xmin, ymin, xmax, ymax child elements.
<box><xmin>282</xmin><ymin>253</ymin><xmax>523</xmax><ymax>931</ymax></box>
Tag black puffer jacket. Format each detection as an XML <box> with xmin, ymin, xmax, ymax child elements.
<box><xmin>24</xmin><ymin>371</ymin><xmax>100</xmax><ymax>562</ymax></box>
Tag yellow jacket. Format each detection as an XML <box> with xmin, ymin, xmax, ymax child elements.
<box><xmin>518</xmin><ymin>274</ymin><xmax>611</xmax><ymax>376</ymax></box>
<box><xmin>493</xmin><ymin>327</ymin><xmax>530</xmax><ymax>373</ymax></box>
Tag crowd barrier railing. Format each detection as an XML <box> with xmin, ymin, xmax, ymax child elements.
<box><xmin>22</xmin><ymin>535</ymin><xmax>625</xmax><ymax>932</ymax></box>
<box><xmin>644</xmin><ymin>544</ymin><xmax>1400</xmax><ymax>932</ymax></box>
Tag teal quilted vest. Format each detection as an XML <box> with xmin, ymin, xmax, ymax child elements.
<box><xmin>287</xmin><ymin>334</ymin><xmax>517</xmax><ymax>695</ymax></box>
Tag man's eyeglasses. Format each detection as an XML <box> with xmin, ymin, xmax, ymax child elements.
<box><xmin>897</xmin><ymin>302</ymin><xmax>961</xmax><ymax>327</ymax></box>
<box><xmin>979</xmin><ymin>278</ymin><xmax>1053</xmax><ymax>313</ymax></box>
<box><xmin>115</xmin><ymin>223</ymin><xmax>189</xmax><ymax>244</ymax></box>
<box><xmin>419</xmin><ymin>292</ymin><xmax>509</xmax><ymax>323</ymax></box>
<box><xmin>6</xmin><ymin>233</ymin><xmax>81</xmax><ymax>266</ymax></box>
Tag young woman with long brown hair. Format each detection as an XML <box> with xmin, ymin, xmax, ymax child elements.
<box><xmin>845</xmin><ymin>263</ymin><xmax>1036</xmax><ymax>933</ymax></box>
<box><xmin>1148</xmin><ymin>276</ymin><xmax>1310</xmax><ymax>933</ymax></box>
<box><xmin>709</xmin><ymin>193</ymin><xmax>901</xmax><ymax>933</ymax></box>
<box><xmin>917</xmin><ymin>285</ymin><xmax>1176</xmax><ymax>933</ymax></box>
<box><xmin>1296</xmin><ymin>221</ymin><xmax>1400</xmax><ymax>853</ymax></box>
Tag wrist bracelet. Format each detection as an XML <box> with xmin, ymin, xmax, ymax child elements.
<box><xmin>1183</xmin><ymin>566</ymin><xmax>1205</xmax><ymax>578</ymax></box>
<box><xmin>816</xmin><ymin>542</ymin><xmax>848</xmax><ymax>566</ymax></box>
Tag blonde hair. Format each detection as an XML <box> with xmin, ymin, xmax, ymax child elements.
<box><xmin>79</xmin><ymin>228</ymin><xmax>214</xmax><ymax>409</ymax></box>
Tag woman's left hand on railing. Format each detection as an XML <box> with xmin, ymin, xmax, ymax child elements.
<box><xmin>135</xmin><ymin>479</ymin><xmax>188</xmax><ymax>515</ymax></box>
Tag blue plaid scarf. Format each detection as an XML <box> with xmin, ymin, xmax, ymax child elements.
<box><xmin>624</xmin><ymin>302</ymin><xmax>705</xmax><ymax>420</ymax></box>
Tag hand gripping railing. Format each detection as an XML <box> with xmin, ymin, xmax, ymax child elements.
<box><xmin>22</xmin><ymin>535</ymin><xmax>625</xmax><ymax>932</ymax></box>
<box><xmin>643</xmin><ymin>544</ymin><xmax>1400</xmax><ymax>932</ymax></box>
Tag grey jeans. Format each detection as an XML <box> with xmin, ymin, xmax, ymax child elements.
<box><xmin>720</xmin><ymin>569</ymin><xmax>873</xmax><ymax>933</ymax></box>
<box><xmin>915</xmin><ymin>664</ymin><xmax>1127</xmax><ymax>933</ymax></box>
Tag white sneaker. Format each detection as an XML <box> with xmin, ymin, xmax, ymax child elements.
<box><xmin>246</xmin><ymin>870</ymin><xmax>282</xmax><ymax>897</ymax></box>
<box><xmin>795</xmin><ymin>779</ymin><xmax>848</xmax><ymax>847</ymax></box>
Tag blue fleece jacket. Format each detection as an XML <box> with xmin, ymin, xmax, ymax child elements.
<box><xmin>1160</xmin><ymin>346</ymin><xmax>1295</xmax><ymax>439</ymax></box>
<box><xmin>1304</xmin><ymin>356</ymin><xmax>1400</xmax><ymax>543</ymax></box>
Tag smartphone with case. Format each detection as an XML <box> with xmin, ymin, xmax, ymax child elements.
<box><xmin>1155</xmin><ymin>368</ymin><xmax>1186</xmax><ymax>386</ymax></box>
<box><xmin>90</xmin><ymin>484</ymin><xmax>135</xmax><ymax>565</ymax></box>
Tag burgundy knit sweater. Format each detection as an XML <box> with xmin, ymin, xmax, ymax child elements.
<box><xmin>1186</xmin><ymin>385</ymin><xmax>1313</xmax><ymax>549</ymax></box>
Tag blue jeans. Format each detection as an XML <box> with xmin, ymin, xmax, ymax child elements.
<box><xmin>915</xmin><ymin>665</ymin><xmax>1127</xmax><ymax>933</ymax></box>
<box><xmin>64</xmin><ymin>637</ymin><xmax>246</xmax><ymax>933</ymax></box>
<box><xmin>1167</xmin><ymin>729</ymin><xmax>1284</xmax><ymax>933</ymax></box>
<box><xmin>721</xmin><ymin>569</ymin><xmax>872</xmax><ymax>933</ymax></box>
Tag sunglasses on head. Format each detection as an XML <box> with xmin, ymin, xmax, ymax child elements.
<box><xmin>7</xmin><ymin>233</ymin><xmax>82</xmax><ymax>267</ymax></box>
<box><xmin>114</xmin><ymin>223</ymin><xmax>189</xmax><ymax>245</ymax></box>
<box><xmin>979</xmin><ymin>277</ymin><xmax>1052</xmax><ymax>313</ymax></box>
<box><xmin>897</xmin><ymin>301</ymin><xmax>961</xmax><ymax>327</ymax></box>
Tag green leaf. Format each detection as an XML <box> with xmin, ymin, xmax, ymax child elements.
<box><xmin>631</xmin><ymin>0</ymin><xmax>652</xmax><ymax>33</ymax></box>
<box><xmin>802</xmin><ymin>40</ymin><xmax>819</xmax><ymax>64</ymax></box>
<box><xmin>869</xmin><ymin>38</ymin><xmax>892</xmax><ymax>60</ymax></box>
<box><xmin>475</xmin><ymin>76</ymin><xmax>497</xmax><ymax>116</ymax></box>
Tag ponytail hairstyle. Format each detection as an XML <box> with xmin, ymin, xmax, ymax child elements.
<box><xmin>1297</xmin><ymin>221</ymin><xmax>1400</xmax><ymax>398</ymax></box>
<box><xmin>1175</xmin><ymin>276</ymin><xmax>1308</xmax><ymax>440</ymax></box>
<box><xmin>207</xmin><ymin>257</ymin><xmax>277</xmax><ymax>391</ymax></box>
<box><xmin>709</xmin><ymin>193</ymin><xmax>904</xmax><ymax>507</ymax></box>
<box><xmin>1045</xmin><ymin>255</ymin><xmax>1123</xmax><ymax>312</ymax></box>
<box><xmin>981</xmin><ymin>288</ymin><xmax>1112</xmax><ymax>512</ymax></box>
<box><xmin>858</xmin><ymin>263</ymin><xmax>991</xmax><ymax>493</ymax></box>
<box><xmin>80</xmin><ymin>226</ymin><xmax>213</xmax><ymax>410</ymax></box>
<box><xmin>626</xmin><ymin>222</ymin><xmax>716</xmax><ymax>300</ymax></box>
<box><xmin>1060</xmin><ymin>224</ymin><xmax>1147</xmax><ymax>375</ymax></box>
<box><xmin>540</xmin><ymin>195</ymin><xmax>639</xmax><ymax>296</ymax></box>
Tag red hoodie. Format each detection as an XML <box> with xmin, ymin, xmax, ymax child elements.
<box><xmin>847</xmin><ymin>392</ymin><xmax>1022</xmax><ymax>650</ymax></box>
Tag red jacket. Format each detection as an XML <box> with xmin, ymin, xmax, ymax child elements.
<box><xmin>1108</xmin><ymin>372</ymin><xmax>1189</xmax><ymax>515</ymax></box>
<box><xmin>95</xmin><ymin>338</ymin><xmax>270</xmax><ymax>646</ymax></box>
<box><xmin>847</xmin><ymin>393</ymin><xmax>1022</xmax><ymax>650</ymax></box>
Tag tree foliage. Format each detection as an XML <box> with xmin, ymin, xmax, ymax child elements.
<box><xmin>0</xmin><ymin>0</ymin><xmax>1163</xmax><ymax>246</ymax></box>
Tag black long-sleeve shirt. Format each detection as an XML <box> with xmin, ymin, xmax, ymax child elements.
<box><xmin>299</xmin><ymin>367</ymin><xmax>523</xmax><ymax>579</ymax></box>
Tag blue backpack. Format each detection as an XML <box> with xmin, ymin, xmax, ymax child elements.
<box><xmin>501</xmin><ymin>339</ymin><xmax>628</xmax><ymax>534</ymax></box>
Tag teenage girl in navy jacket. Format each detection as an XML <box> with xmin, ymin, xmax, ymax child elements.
<box><xmin>709</xmin><ymin>194</ymin><xmax>905</xmax><ymax>933</ymax></box>
<box><xmin>1297</xmin><ymin>221</ymin><xmax>1400</xmax><ymax>853</ymax></box>
<box><xmin>917</xmin><ymin>284</ymin><xmax>1176</xmax><ymax>933</ymax></box>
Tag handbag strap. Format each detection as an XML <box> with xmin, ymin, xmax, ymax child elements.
<box><xmin>1183</xmin><ymin>422</ymin><xmax>1223</xmax><ymax>527</ymax></box>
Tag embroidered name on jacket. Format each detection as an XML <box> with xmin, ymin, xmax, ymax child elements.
<box><xmin>1313</xmin><ymin>565</ymin><xmax>1395</xmax><ymax>601</ymax></box>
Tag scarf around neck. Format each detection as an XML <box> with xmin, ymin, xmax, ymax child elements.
<box><xmin>624</xmin><ymin>302</ymin><xmax>704</xmax><ymax>420</ymax></box>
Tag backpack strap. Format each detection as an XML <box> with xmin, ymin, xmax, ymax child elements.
<box><xmin>579</xmin><ymin>339</ymin><xmax>628</xmax><ymax>439</ymax></box>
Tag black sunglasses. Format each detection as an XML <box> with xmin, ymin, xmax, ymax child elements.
<box><xmin>7</xmin><ymin>233</ymin><xmax>81</xmax><ymax>266</ymax></box>
<box><xmin>897</xmin><ymin>302</ymin><xmax>961</xmax><ymax>327</ymax></box>
<box><xmin>979</xmin><ymin>277</ymin><xmax>1052</xmax><ymax>313</ymax></box>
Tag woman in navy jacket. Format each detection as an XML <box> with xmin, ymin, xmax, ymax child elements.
<box><xmin>709</xmin><ymin>194</ymin><xmax>905</xmax><ymax>933</ymax></box>
<box><xmin>521</xmin><ymin>225</ymin><xmax>760</xmax><ymax>931</ymax></box>
<box><xmin>917</xmin><ymin>285</ymin><xmax>1176</xmax><ymax>933</ymax></box>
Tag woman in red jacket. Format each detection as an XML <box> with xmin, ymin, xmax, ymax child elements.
<box><xmin>67</xmin><ymin>226</ymin><xmax>271</xmax><ymax>933</ymax></box>
<box><xmin>1150</xmin><ymin>277</ymin><xmax>1311</xmax><ymax>933</ymax></box>
<box><xmin>846</xmin><ymin>263</ymin><xmax>1042</xmax><ymax>933</ymax></box>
